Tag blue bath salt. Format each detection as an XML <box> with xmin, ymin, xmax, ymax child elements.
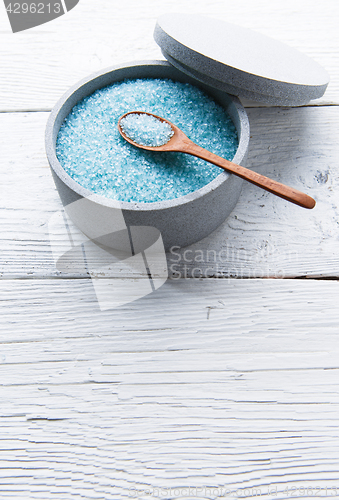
<box><xmin>56</xmin><ymin>78</ymin><xmax>239</xmax><ymax>203</ymax></box>
<box><xmin>120</xmin><ymin>113</ymin><xmax>174</xmax><ymax>147</ymax></box>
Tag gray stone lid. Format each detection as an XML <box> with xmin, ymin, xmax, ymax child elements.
<box><xmin>154</xmin><ymin>13</ymin><xmax>329</xmax><ymax>106</ymax></box>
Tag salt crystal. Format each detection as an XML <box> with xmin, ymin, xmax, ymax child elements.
<box><xmin>120</xmin><ymin>113</ymin><xmax>174</xmax><ymax>147</ymax></box>
<box><xmin>56</xmin><ymin>78</ymin><xmax>238</xmax><ymax>203</ymax></box>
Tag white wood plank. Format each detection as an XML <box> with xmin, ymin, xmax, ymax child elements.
<box><xmin>0</xmin><ymin>0</ymin><xmax>338</xmax><ymax>111</ymax></box>
<box><xmin>1</xmin><ymin>107</ymin><xmax>338</xmax><ymax>279</ymax></box>
<box><xmin>1</xmin><ymin>278</ymin><xmax>339</xmax><ymax>498</ymax></box>
<box><xmin>1</xmin><ymin>1</ymin><xmax>339</xmax><ymax>493</ymax></box>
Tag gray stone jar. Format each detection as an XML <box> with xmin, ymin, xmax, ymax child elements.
<box><xmin>45</xmin><ymin>60</ymin><xmax>250</xmax><ymax>251</ymax></box>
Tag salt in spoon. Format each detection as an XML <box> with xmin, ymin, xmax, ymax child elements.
<box><xmin>118</xmin><ymin>111</ymin><xmax>315</xmax><ymax>209</ymax></box>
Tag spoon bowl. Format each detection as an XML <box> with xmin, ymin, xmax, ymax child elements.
<box><xmin>118</xmin><ymin>111</ymin><xmax>315</xmax><ymax>209</ymax></box>
<box><xmin>118</xmin><ymin>111</ymin><xmax>194</xmax><ymax>152</ymax></box>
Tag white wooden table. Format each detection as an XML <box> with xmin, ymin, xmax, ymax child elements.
<box><xmin>1</xmin><ymin>1</ymin><xmax>339</xmax><ymax>498</ymax></box>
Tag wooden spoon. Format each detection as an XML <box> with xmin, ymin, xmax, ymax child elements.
<box><xmin>118</xmin><ymin>111</ymin><xmax>315</xmax><ymax>209</ymax></box>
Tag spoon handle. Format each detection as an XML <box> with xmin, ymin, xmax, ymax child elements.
<box><xmin>181</xmin><ymin>140</ymin><xmax>315</xmax><ymax>209</ymax></box>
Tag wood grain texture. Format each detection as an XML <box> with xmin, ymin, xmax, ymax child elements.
<box><xmin>0</xmin><ymin>0</ymin><xmax>338</xmax><ymax>111</ymax></box>
<box><xmin>1</xmin><ymin>0</ymin><xmax>339</xmax><ymax>497</ymax></box>
<box><xmin>175</xmin><ymin>139</ymin><xmax>316</xmax><ymax>210</ymax></box>
<box><xmin>1</xmin><ymin>107</ymin><xmax>338</xmax><ymax>279</ymax></box>
<box><xmin>1</xmin><ymin>278</ymin><xmax>339</xmax><ymax>498</ymax></box>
